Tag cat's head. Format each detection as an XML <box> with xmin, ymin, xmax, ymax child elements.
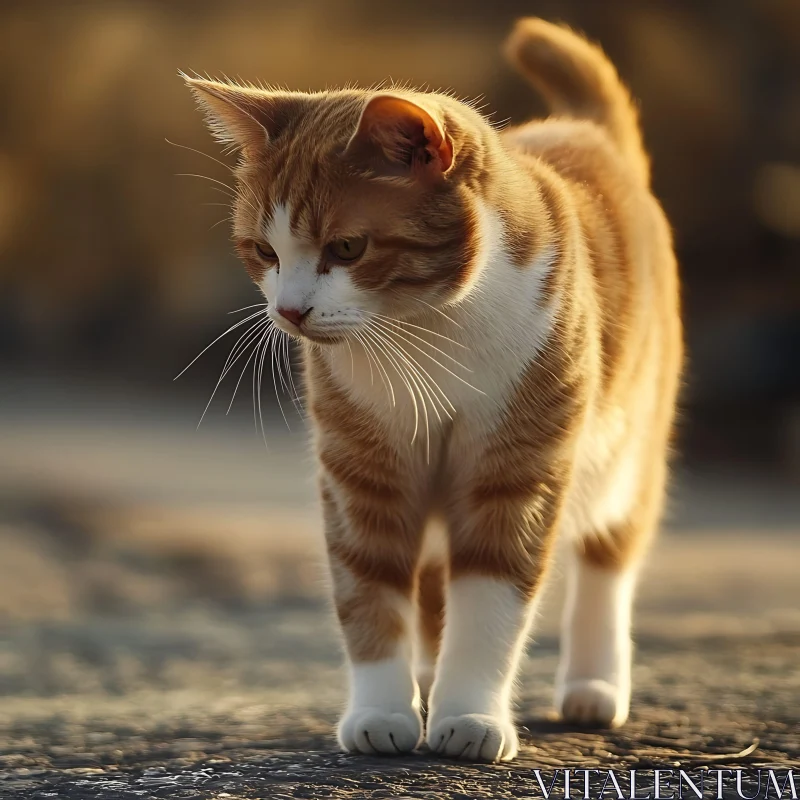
<box><xmin>185</xmin><ymin>78</ymin><xmax>492</xmax><ymax>342</ymax></box>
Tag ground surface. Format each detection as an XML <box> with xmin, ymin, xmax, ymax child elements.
<box><xmin>0</xmin><ymin>377</ymin><xmax>798</xmax><ymax>798</ymax></box>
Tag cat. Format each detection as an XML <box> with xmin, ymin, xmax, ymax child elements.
<box><xmin>185</xmin><ymin>17</ymin><xmax>682</xmax><ymax>762</ymax></box>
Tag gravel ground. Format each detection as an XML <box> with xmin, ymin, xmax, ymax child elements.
<box><xmin>0</xmin><ymin>380</ymin><xmax>798</xmax><ymax>798</ymax></box>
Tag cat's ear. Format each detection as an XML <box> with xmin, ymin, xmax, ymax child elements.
<box><xmin>345</xmin><ymin>95</ymin><xmax>454</xmax><ymax>177</ymax></box>
<box><xmin>183</xmin><ymin>75</ymin><xmax>302</xmax><ymax>151</ymax></box>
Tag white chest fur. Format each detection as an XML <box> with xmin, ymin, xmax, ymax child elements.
<box><xmin>323</xmin><ymin>206</ymin><xmax>556</xmax><ymax>447</ymax></box>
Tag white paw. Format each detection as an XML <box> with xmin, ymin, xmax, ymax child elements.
<box><xmin>557</xmin><ymin>678</ymin><xmax>629</xmax><ymax>728</ymax></box>
<box><xmin>337</xmin><ymin>707</ymin><xmax>422</xmax><ymax>755</ymax></box>
<box><xmin>427</xmin><ymin>712</ymin><xmax>518</xmax><ymax>762</ymax></box>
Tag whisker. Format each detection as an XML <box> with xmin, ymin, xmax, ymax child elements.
<box><xmin>176</xmin><ymin>172</ymin><xmax>238</xmax><ymax>195</ymax></box>
<box><xmin>234</xmin><ymin>187</ymin><xmax>263</xmax><ymax>219</ymax></box>
<box><xmin>351</xmin><ymin>332</ymin><xmax>376</xmax><ymax>391</ymax></box>
<box><xmin>368</xmin><ymin>315</ymin><xmax>469</xmax><ymax>363</ymax></box>
<box><xmin>200</xmin><ymin>182</ymin><xmax>261</xmax><ymax>224</ymax></box>
<box><xmin>356</xmin><ymin>330</ymin><xmax>376</xmax><ymax>387</ymax></box>
<box><xmin>409</xmin><ymin>296</ymin><xmax>464</xmax><ymax>329</ymax></box>
<box><xmin>366</xmin><ymin>328</ymin><xmax>420</xmax><ymax>446</ymax></box>
<box><xmin>207</xmin><ymin>185</ymin><xmax>238</xmax><ymax>201</ymax></box>
<box><xmin>255</xmin><ymin>325</ymin><xmax>271</xmax><ymax>449</ymax></box>
<box><xmin>368</xmin><ymin>317</ymin><xmax>485</xmax><ymax>395</ymax></box>
<box><xmin>355</xmin><ymin>330</ymin><xmax>395</xmax><ymax>407</ymax></box>
<box><xmin>209</xmin><ymin>216</ymin><xmax>233</xmax><ymax>232</ymax></box>
<box><xmin>369</xmin><ymin>323</ymin><xmax>456</xmax><ymax>412</ymax></box>
<box><xmin>370</xmin><ymin>312</ymin><xmax>468</xmax><ymax>349</ymax></box>
<box><xmin>272</xmin><ymin>330</ymin><xmax>293</xmax><ymax>398</ymax></box>
<box><xmin>165</xmin><ymin>138</ymin><xmax>236</xmax><ymax>174</ymax></box>
<box><xmin>175</xmin><ymin>308</ymin><xmax>268</xmax><ymax>380</ymax></box>
<box><xmin>374</xmin><ymin>325</ymin><xmax>455</xmax><ymax>419</ymax></box>
<box><xmin>282</xmin><ymin>336</ymin><xmax>305</xmax><ymax>417</ymax></box>
<box><xmin>252</xmin><ymin>331</ymin><xmax>261</xmax><ymax>432</ymax></box>
<box><xmin>345</xmin><ymin>337</ymin><xmax>355</xmax><ymax>382</ymax></box>
<box><xmin>196</xmin><ymin>317</ymin><xmax>271</xmax><ymax>428</ymax></box>
<box><xmin>363</xmin><ymin>326</ymin><xmax>429</xmax><ymax>455</ymax></box>
<box><xmin>226</xmin><ymin>336</ymin><xmax>262</xmax><ymax>414</ymax></box>
<box><xmin>268</xmin><ymin>327</ymin><xmax>291</xmax><ymax>431</ymax></box>
<box><xmin>220</xmin><ymin>317</ymin><xmax>272</xmax><ymax>382</ymax></box>
<box><xmin>368</xmin><ymin>324</ymin><xmax>450</xmax><ymax>425</ymax></box>
<box><xmin>228</xmin><ymin>303</ymin><xmax>270</xmax><ymax>315</ymax></box>
<box><xmin>177</xmin><ymin>172</ymin><xmax>261</xmax><ymax>218</ymax></box>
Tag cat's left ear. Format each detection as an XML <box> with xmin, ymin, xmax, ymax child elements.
<box><xmin>183</xmin><ymin>75</ymin><xmax>303</xmax><ymax>152</ymax></box>
<box><xmin>345</xmin><ymin>95</ymin><xmax>455</xmax><ymax>178</ymax></box>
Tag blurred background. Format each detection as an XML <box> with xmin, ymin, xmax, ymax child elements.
<box><xmin>1</xmin><ymin>0</ymin><xmax>799</xmax><ymax>464</ymax></box>
<box><xmin>0</xmin><ymin>0</ymin><xmax>799</xmax><ymax>767</ymax></box>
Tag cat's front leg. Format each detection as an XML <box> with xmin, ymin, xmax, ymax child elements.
<box><xmin>427</xmin><ymin>438</ymin><xmax>572</xmax><ymax>761</ymax></box>
<box><xmin>425</xmin><ymin>573</ymin><xmax>540</xmax><ymax>762</ymax></box>
<box><xmin>319</xmin><ymin>467</ymin><xmax>426</xmax><ymax>756</ymax></box>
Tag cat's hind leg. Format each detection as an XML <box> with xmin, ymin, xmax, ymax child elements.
<box><xmin>555</xmin><ymin>472</ymin><xmax>663</xmax><ymax>729</ymax></box>
<box><xmin>414</xmin><ymin>519</ymin><xmax>448</xmax><ymax>706</ymax></box>
<box><xmin>555</xmin><ymin>425</ymin><xmax>669</xmax><ymax>728</ymax></box>
<box><xmin>554</xmin><ymin>530</ymin><xmax>639</xmax><ymax>728</ymax></box>
<box><xmin>415</xmin><ymin>563</ymin><xmax>445</xmax><ymax>706</ymax></box>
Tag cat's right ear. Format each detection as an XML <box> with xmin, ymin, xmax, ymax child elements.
<box><xmin>182</xmin><ymin>74</ymin><xmax>301</xmax><ymax>152</ymax></box>
<box><xmin>344</xmin><ymin>95</ymin><xmax>455</xmax><ymax>180</ymax></box>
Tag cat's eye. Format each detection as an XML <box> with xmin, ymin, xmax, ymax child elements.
<box><xmin>327</xmin><ymin>236</ymin><xmax>368</xmax><ymax>262</ymax></box>
<box><xmin>255</xmin><ymin>242</ymin><xmax>278</xmax><ymax>261</ymax></box>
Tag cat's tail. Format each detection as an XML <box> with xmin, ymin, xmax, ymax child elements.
<box><xmin>505</xmin><ymin>18</ymin><xmax>650</xmax><ymax>186</ymax></box>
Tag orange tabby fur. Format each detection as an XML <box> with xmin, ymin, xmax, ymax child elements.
<box><xmin>186</xmin><ymin>18</ymin><xmax>682</xmax><ymax>762</ymax></box>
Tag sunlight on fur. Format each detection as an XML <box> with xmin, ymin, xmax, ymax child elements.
<box><xmin>183</xmin><ymin>18</ymin><xmax>682</xmax><ymax>763</ymax></box>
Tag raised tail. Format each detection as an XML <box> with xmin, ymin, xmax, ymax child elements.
<box><xmin>505</xmin><ymin>18</ymin><xmax>650</xmax><ymax>186</ymax></box>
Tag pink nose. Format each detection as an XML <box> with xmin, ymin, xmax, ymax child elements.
<box><xmin>277</xmin><ymin>306</ymin><xmax>310</xmax><ymax>327</ymax></box>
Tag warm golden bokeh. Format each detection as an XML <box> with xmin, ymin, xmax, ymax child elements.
<box><xmin>0</xmin><ymin>0</ymin><xmax>797</xmax><ymax>468</ymax></box>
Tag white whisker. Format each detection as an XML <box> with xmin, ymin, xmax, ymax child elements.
<box><xmin>165</xmin><ymin>138</ymin><xmax>236</xmax><ymax>175</ymax></box>
<box><xmin>351</xmin><ymin>332</ymin><xmax>376</xmax><ymax>392</ymax></box>
<box><xmin>268</xmin><ymin>327</ymin><xmax>291</xmax><ymax>431</ymax></box>
<box><xmin>370</xmin><ymin>312</ymin><xmax>468</xmax><ymax>350</ymax></box>
<box><xmin>228</xmin><ymin>303</ymin><xmax>270</xmax><ymax>315</ymax></box>
<box><xmin>227</xmin><ymin>334</ymin><xmax>263</xmax><ymax>414</ymax></box>
<box><xmin>355</xmin><ymin>330</ymin><xmax>395</xmax><ymax>407</ymax></box>
<box><xmin>209</xmin><ymin>216</ymin><xmax>233</xmax><ymax>232</ymax></box>
<box><xmin>282</xmin><ymin>335</ymin><xmax>304</xmax><ymax>417</ymax></box>
<box><xmin>176</xmin><ymin>172</ymin><xmax>238</xmax><ymax>195</ymax></box>
<box><xmin>409</xmin><ymin>296</ymin><xmax>464</xmax><ymax>329</ymax></box>
<box><xmin>220</xmin><ymin>317</ymin><xmax>272</xmax><ymax>382</ymax></box>
<box><xmin>356</xmin><ymin>331</ymin><xmax>376</xmax><ymax>387</ymax></box>
<box><xmin>369</xmin><ymin>315</ymin><xmax>469</xmax><ymax>363</ymax></box>
<box><xmin>196</xmin><ymin>317</ymin><xmax>271</xmax><ymax>428</ymax></box>
<box><xmin>368</xmin><ymin>317</ymin><xmax>485</xmax><ymax>395</ymax></box>
<box><xmin>373</xmin><ymin>325</ymin><xmax>455</xmax><ymax>419</ymax></box>
<box><xmin>345</xmin><ymin>337</ymin><xmax>355</xmax><ymax>382</ymax></box>
<box><xmin>176</xmin><ymin>172</ymin><xmax>261</xmax><ymax>218</ymax></box>
<box><xmin>175</xmin><ymin>308</ymin><xmax>268</xmax><ymax>380</ymax></box>
<box><xmin>255</xmin><ymin>326</ymin><xmax>270</xmax><ymax>449</ymax></box>
<box><xmin>367</xmin><ymin>324</ymin><xmax>450</xmax><ymax>438</ymax></box>
<box><xmin>363</xmin><ymin>326</ymin><xmax>429</xmax><ymax>458</ymax></box>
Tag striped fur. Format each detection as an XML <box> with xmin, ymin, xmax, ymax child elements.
<box><xmin>187</xmin><ymin>18</ymin><xmax>682</xmax><ymax>762</ymax></box>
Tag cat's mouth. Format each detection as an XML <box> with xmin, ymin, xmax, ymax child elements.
<box><xmin>271</xmin><ymin>313</ymin><xmax>360</xmax><ymax>345</ymax></box>
<box><xmin>297</xmin><ymin>328</ymin><xmax>349</xmax><ymax>345</ymax></box>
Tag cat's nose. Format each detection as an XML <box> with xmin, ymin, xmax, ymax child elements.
<box><xmin>277</xmin><ymin>306</ymin><xmax>311</xmax><ymax>327</ymax></box>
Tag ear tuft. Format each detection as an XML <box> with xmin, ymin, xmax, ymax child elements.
<box><xmin>182</xmin><ymin>74</ymin><xmax>305</xmax><ymax>152</ymax></box>
<box><xmin>346</xmin><ymin>95</ymin><xmax>454</xmax><ymax>177</ymax></box>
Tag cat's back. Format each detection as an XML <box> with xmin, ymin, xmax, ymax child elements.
<box><xmin>505</xmin><ymin>116</ymin><xmax>679</xmax><ymax>402</ymax></box>
<box><xmin>500</xmin><ymin>18</ymin><xmax>681</xmax><ymax>387</ymax></box>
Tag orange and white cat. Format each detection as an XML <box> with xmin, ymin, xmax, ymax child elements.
<box><xmin>186</xmin><ymin>18</ymin><xmax>682</xmax><ymax>762</ymax></box>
